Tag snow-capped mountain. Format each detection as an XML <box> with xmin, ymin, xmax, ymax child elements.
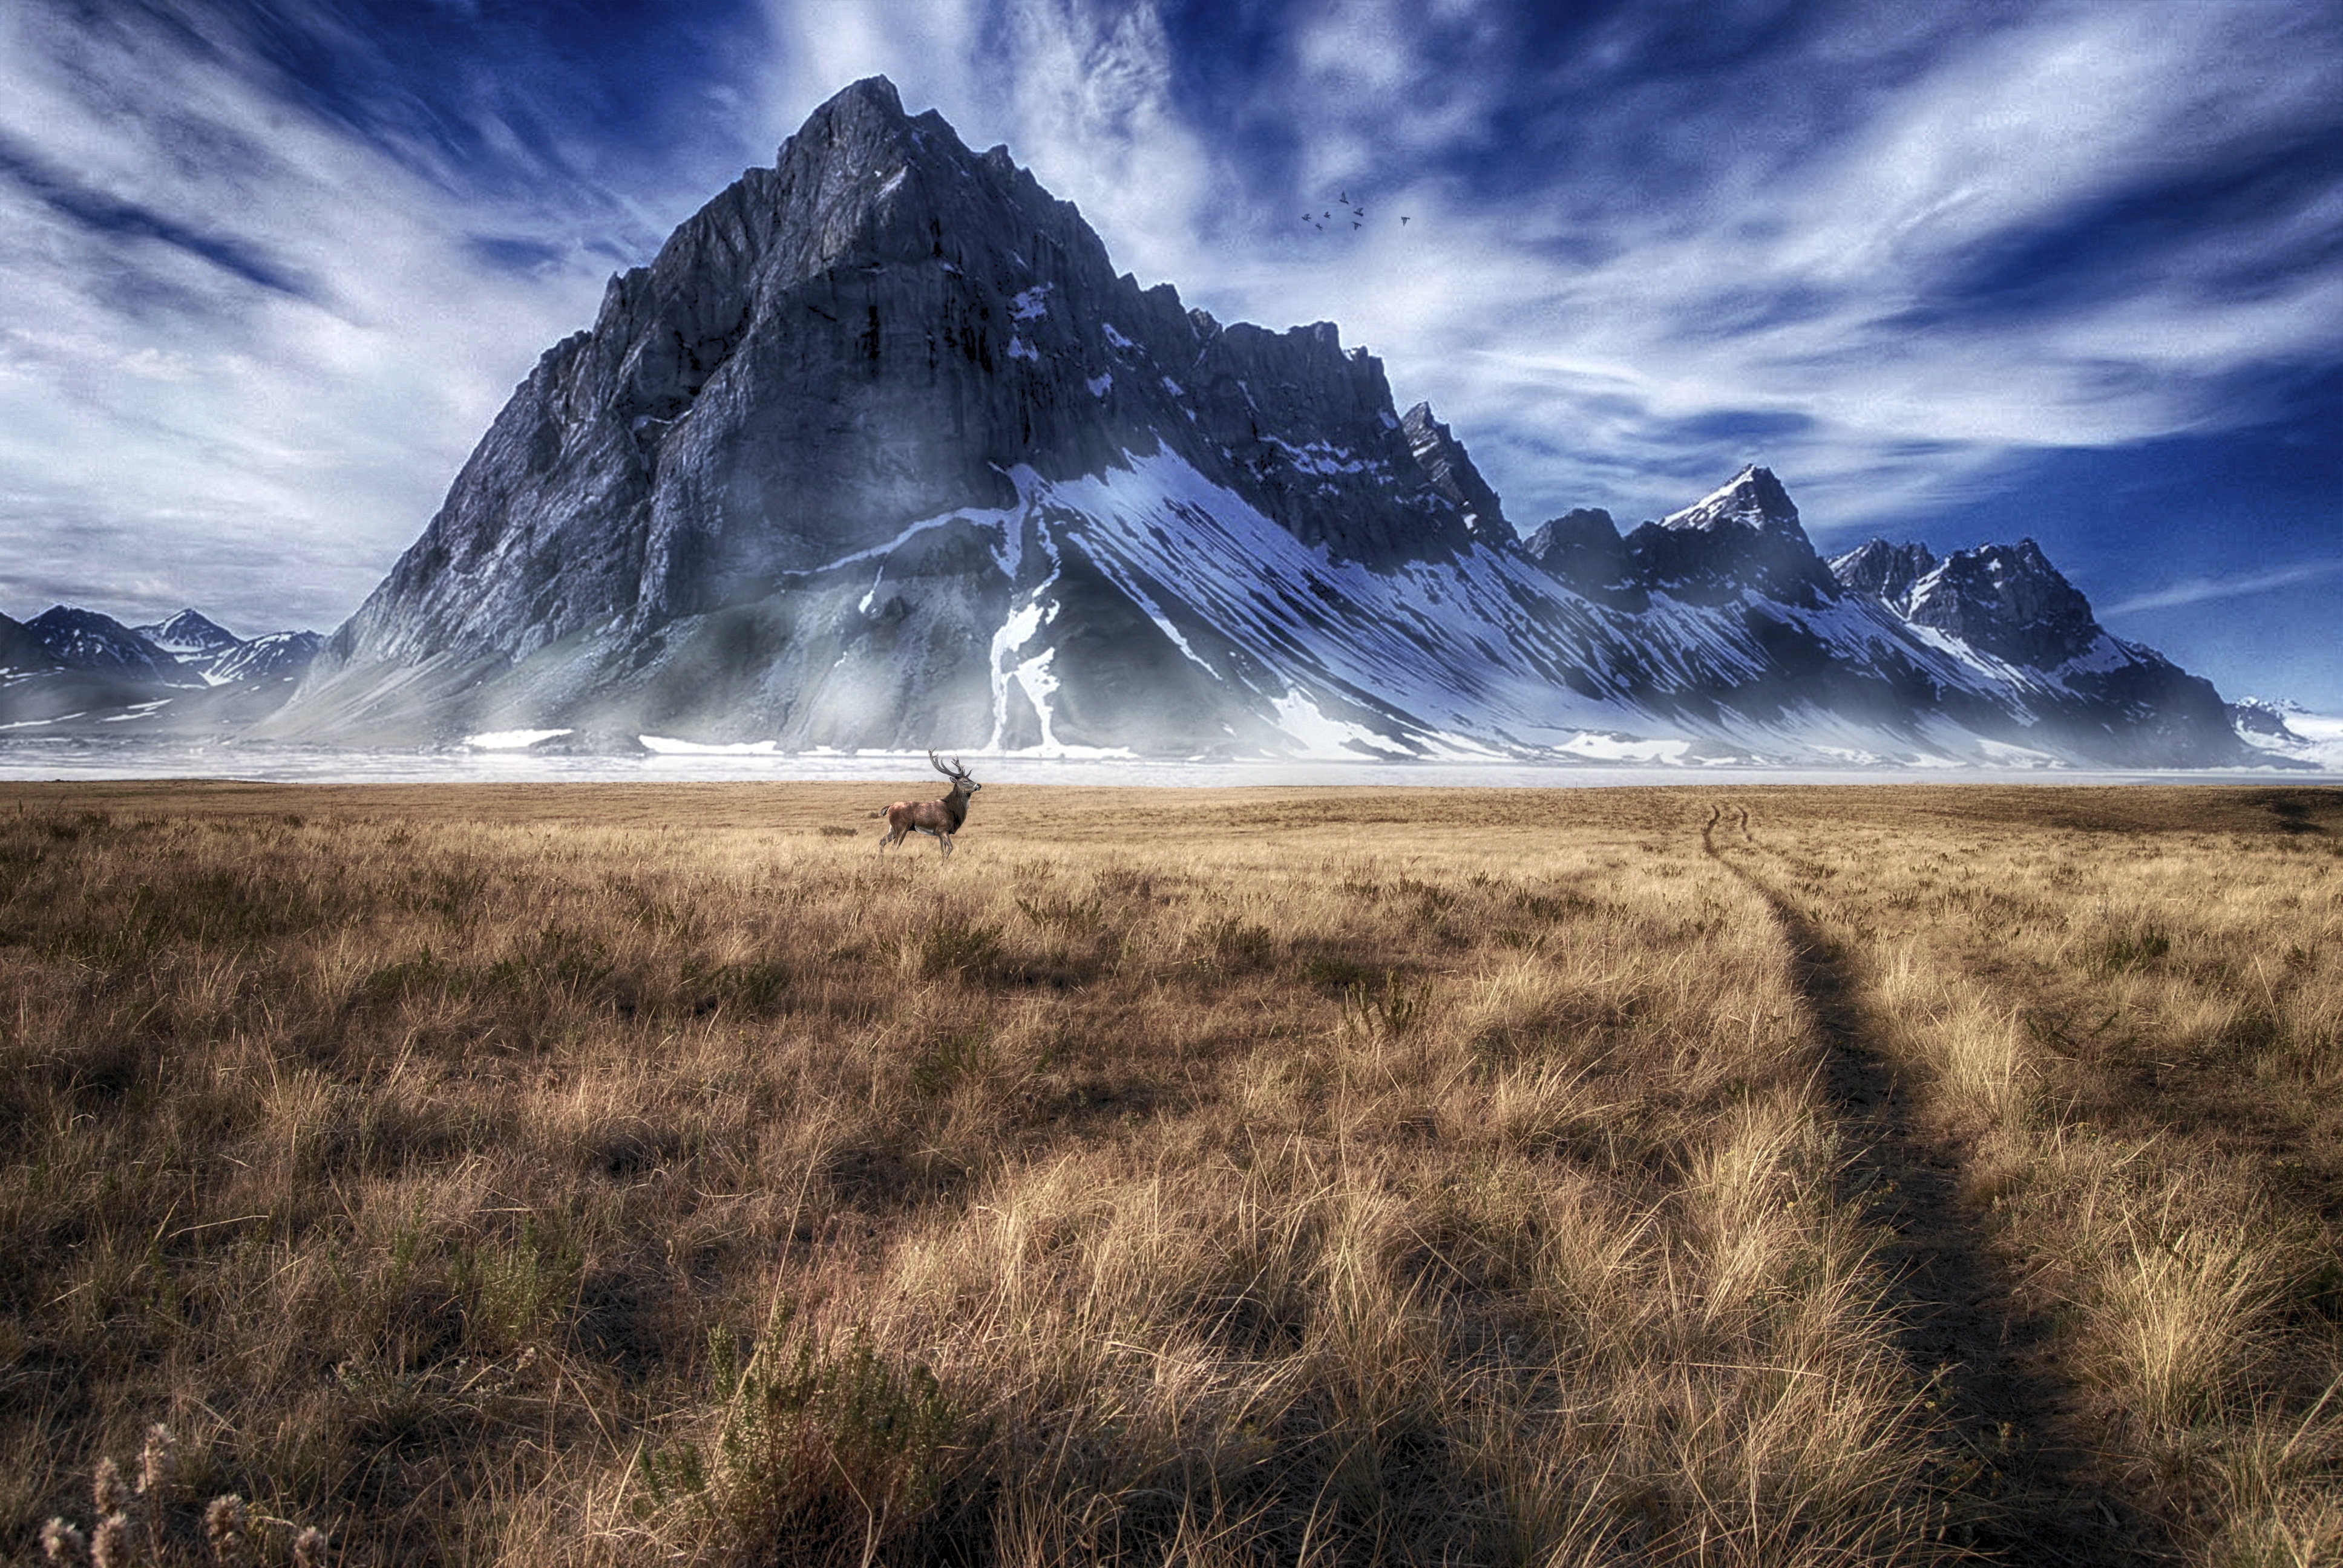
<box><xmin>1821</xmin><ymin>535</ymin><xmax>2244</xmax><ymax>766</ymax></box>
<box><xmin>2229</xmin><ymin>697</ymin><xmax>2343</xmax><ymax>769</ymax></box>
<box><xmin>257</xmin><ymin>77</ymin><xmax>2267</xmax><ymax>769</ymax></box>
<box><xmin>29</xmin><ymin>607</ymin><xmax>203</xmax><ymax>686</ymax></box>
<box><xmin>134</xmin><ymin>609</ymin><xmax>245</xmax><ymax>677</ymax></box>
<box><xmin>206</xmin><ymin>629</ymin><xmax>324</xmax><ymax>685</ymax></box>
<box><xmin>0</xmin><ymin>604</ymin><xmax>322</xmax><ymax>736</ymax></box>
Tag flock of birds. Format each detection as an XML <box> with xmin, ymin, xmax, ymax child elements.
<box><xmin>1302</xmin><ymin>189</ymin><xmax>1407</xmax><ymax>233</ymax></box>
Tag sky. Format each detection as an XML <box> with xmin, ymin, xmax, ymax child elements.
<box><xmin>2</xmin><ymin>0</ymin><xmax>2338</xmax><ymax>705</ymax></box>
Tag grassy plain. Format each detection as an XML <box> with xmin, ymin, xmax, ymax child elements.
<box><xmin>0</xmin><ymin>779</ymin><xmax>2336</xmax><ymax>1566</ymax></box>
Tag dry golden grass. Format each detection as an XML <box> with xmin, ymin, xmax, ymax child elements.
<box><xmin>0</xmin><ymin>779</ymin><xmax>2335</xmax><ymax>1566</ymax></box>
<box><xmin>1707</xmin><ymin>784</ymin><xmax>2343</xmax><ymax>1566</ymax></box>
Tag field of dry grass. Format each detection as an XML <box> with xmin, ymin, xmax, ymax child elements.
<box><xmin>0</xmin><ymin>779</ymin><xmax>2335</xmax><ymax>1566</ymax></box>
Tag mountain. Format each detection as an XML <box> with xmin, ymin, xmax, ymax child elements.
<box><xmin>136</xmin><ymin>607</ymin><xmax>242</xmax><ymax>659</ymax></box>
<box><xmin>1623</xmin><ymin>466</ymin><xmax>1840</xmax><ymax>608</ymax></box>
<box><xmin>1824</xmin><ymin>539</ymin><xmax>1936</xmax><ymax>608</ymax></box>
<box><xmin>260</xmin><ymin>77</ymin><xmax>2263</xmax><ymax>769</ymax></box>
<box><xmin>1521</xmin><ymin>509</ymin><xmax>1634</xmax><ymax>604</ymax></box>
<box><xmin>2228</xmin><ymin>696</ymin><xmax>2343</xmax><ymax>769</ymax></box>
<box><xmin>30</xmin><ymin>606</ymin><xmax>202</xmax><ymax>685</ymax></box>
<box><xmin>0</xmin><ymin>605</ymin><xmax>322</xmax><ymax>737</ymax></box>
<box><xmin>1400</xmin><ymin>402</ymin><xmax>1507</xmax><ymax>541</ymax></box>
<box><xmin>208</xmin><ymin>629</ymin><xmax>324</xmax><ymax>685</ymax></box>
<box><xmin>0</xmin><ymin>611</ymin><xmax>61</xmax><ymax>676</ymax></box>
<box><xmin>2229</xmin><ymin>696</ymin><xmax>2301</xmax><ymax>742</ymax></box>
<box><xmin>134</xmin><ymin>609</ymin><xmax>246</xmax><ymax>679</ymax></box>
<box><xmin>1823</xmin><ymin>536</ymin><xmax>2246</xmax><ymax>766</ymax></box>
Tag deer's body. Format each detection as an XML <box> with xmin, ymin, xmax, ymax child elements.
<box><xmin>877</xmin><ymin>753</ymin><xmax>981</xmax><ymax>858</ymax></box>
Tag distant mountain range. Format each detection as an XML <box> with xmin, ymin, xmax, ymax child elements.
<box><xmin>8</xmin><ymin>79</ymin><xmax>2324</xmax><ymax>769</ymax></box>
<box><xmin>0</xmin><ymin>604</ymin><xmax>320</xmax><ymax>739</ymax></box>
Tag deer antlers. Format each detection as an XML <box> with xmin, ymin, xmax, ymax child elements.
<box><xmin>931</xmin><ymin>750</ymin><xmax>970</xmax><ymax>780</ymax></box>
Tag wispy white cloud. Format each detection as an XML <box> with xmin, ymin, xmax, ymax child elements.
<box><xmin>1182</xmin><ymin>0</ymin><xmax>2343</xmax><ymax>531</ymax></box>
<box><xmin>0</xmin><ymin>5</ymin><xmax>637</xmax><ymax>634</ymax></box>
<box><xmin>2103</xmin><ymin>559</ymin><xmax>2343</xmax><ymax>617</ymax></box>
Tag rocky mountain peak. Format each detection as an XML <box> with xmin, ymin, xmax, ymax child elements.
<box><xmin>1903</xmin><ymin>539</ymin><xmax>2100</xmax><ymax>669</ymax></box>
<box><xmin>304</xmin><ymin>74</ymin><xmax>1486</xmax><ymax>695</ymax></box>
<box><xmin>1829</xmin><ymin>540</ymin><xmax>1939</xmax><ymax>611</ymax></box>
<box><xmin>1658</xmin><ymin>465</ymin><xmax>1803</xmax><ymax>537</ymax></box>
<box><xmin>210</xmin><ymin>629</ymin><xmax>324</xmax><ymax>685</ymax></box>
<box><xmin>136</xmin><ymin>608</ymin><xmax>243</xmax><ymax>658</ymax></box>
<box><xmin>1400</xmin><ymin>402</ymin><xmax>1509</xmax><ymax>539</ymax></box>
<box><xmin>1522</xmin><ymin>507</ymin><xmax>1637</xmax><ymax>603</ymax></box>
<box><xmin>29</xmin><ymin>606</ymin><xmax>200</xmax><ymax>685</ymax></box>
<box><xmin>1621</xmin><ymin>466</ymin><xmax>1837</xmax><ymax>607</ymax></box>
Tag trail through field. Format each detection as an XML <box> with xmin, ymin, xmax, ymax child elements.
<box><xmin>1700</xmin><ymin>808</ymin><xmax>2171</xmax><ymax>1566</ymax></box>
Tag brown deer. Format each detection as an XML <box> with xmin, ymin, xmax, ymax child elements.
<box><xmin>876</xmin><ymin>752</ymin><xmax>981</xmax><ymax>858</ymax></box>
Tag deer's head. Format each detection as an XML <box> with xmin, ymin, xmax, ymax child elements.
<box><xmin>932</xmin><ymin>751</ymin><xmax>980</xmax><ymax>797</ymax></box>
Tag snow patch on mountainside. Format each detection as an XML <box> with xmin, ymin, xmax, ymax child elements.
<box><xmin>1561</xmin><ymin>732</ymin><xmax>1693</xmax><ymax>763</ymax></box>
<box><xmin>2235</xmin><ymin>704</ymin><xmax>2343</xmax><ymax>769</ymax></box>
<box><xmin>466</xmin><ymin>729</ymin><xmax>574</xmax><ymax>750</ymax></box>
<box><xmin>1043</xmin><ymin>448</ymin><xmax>1643</xmax><ymax>754</ymax></box>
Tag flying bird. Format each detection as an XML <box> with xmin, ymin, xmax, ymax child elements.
<box><xmin>1401</xmin><ymin>215</ymin><xmax>1410</xmax><ymax>225</ymax></box>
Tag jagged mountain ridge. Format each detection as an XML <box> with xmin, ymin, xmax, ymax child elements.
<box><xmin>30</xmin><ymin>607</ymin><xmax>201</xmax><ymax>686</ymax></box>
<box><xmin>0</xmin><ymin>604</ymin><xmax>323</xmax><ymax>737</ymax></box>
<box><xmin>258</xmin><ymin>77</ymin><xmax>2261</xmax><ymax>768</ymax></box>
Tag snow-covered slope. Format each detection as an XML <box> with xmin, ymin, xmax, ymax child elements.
<box><xmin>208</xmin><ymin>629</ymin><xmax>323</xmax><ymax>685</ymax></box>
<box><xmin>2232</xmin><ymin>699</ymin><xmax>2343</xmax><ymax>770</ymax></box>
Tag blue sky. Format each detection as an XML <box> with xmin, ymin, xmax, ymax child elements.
<box><xmin>2</xmin><ymin>0</ymin><xmax>2338</xmax><ymax>705</ymax></box>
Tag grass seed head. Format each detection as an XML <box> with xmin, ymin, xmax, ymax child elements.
<box><xmin>91</xmin><ymin>1459</ymin><xmax>125</xmax><ymax>1518</ymax></box>
<box><xmin>89</xmin><ymin>1515</ymin><xmax>129</xmax><ymax>1568</ymax></box>
<box><xmin>205</xmin><ymin>1495</ymin><xmax>247</xmax><ymax>1563</ymax></box>
<box><xmin>292</xmin><ymin>1526</ymin><xmax>330</xmax><ymax>1567</ymax></box>
<box><xmin>41</xmin><ymin>1518</ymin><xmax>87</xmax><ymax>1564</ymax></box>
<box><xmin>137</xmin><ymin>1422</ymin><xmax>175</xmax><ymax>1497</ymax></box>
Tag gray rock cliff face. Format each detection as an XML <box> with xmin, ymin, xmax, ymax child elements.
<box><xmin>1400</xmin><ymin>402</ymin><xmax>1507</xmax><ymax>540</ymax></box>
<box><xmin>1827</xmin><ymin>540</ymin><xmax>1937</xmax><ymax>610</ymax></box>
<box><xmin>1901</xmin><ymin>540</ymin><xmax>2097</xmax><ymax>669</ymax></box>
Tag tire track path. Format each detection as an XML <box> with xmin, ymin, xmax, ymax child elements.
<box><xmin>1700</xmin><ymin>808</ymin><xmax>2172</xmax><ymax>1566</ymax></box>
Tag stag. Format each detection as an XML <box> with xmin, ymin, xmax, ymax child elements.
<box><xmin>876</xmin><ymin>752</ymin><xmax>981</xmax><ymax>859</ymax></box>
